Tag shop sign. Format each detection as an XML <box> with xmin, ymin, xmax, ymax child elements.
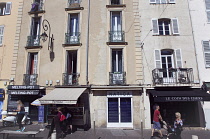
<box><xmin>40</xmin><ymin>100</ymin><xmax>76</xmax><ymax>104</ymax></box>
<box><xmin>8</xmin><ymin>85</ymin><xmax>39</xmax><ymax>90</ymax></box>
<box><xmin>155</xmin><ymin>96</ymin><xmax>204</xmax><ymax>102</ymax></box>
<box><xmin>107</xmin><ymin>91</ymin><xmax>132</xmax><ymax>97</ymax></box>
<box><xmin>8</xmin><ymin>90</ymin><xmax>39</xmax><ymax>95</ymax></box>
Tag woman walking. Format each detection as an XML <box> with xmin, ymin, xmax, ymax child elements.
<box><xmin>14</xmin><ymin>100</ymin><xmax>25</xmax><ymax>132</ymax></box>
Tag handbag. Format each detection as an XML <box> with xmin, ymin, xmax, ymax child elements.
<box><xmin>60</xmin><ymin>114</ymin><xmax>66</xmax><ymax>121</ymax></box>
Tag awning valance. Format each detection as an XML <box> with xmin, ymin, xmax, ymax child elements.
<box><xmin>148</xmin><ymin>88</ymin><xmax>210</xmax><ymax>102</ymax></box>
<box><xmin>40</xmin><ymin>88</ymin><xmax>86</xmax><ymax>104</ymax></box>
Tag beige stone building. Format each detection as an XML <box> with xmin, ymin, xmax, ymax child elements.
<box><xmin>0</xmin><ymin>0</ymin><xmax>23</xmax><ymax>118</ymax></box>
<box><xmin>7</xmin><ymin>0</ymin><xmax>143</xmax><ymax>129</ymax></box>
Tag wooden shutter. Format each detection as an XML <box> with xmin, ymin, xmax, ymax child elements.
<box><xmin>5</xmin><ymin>2</ymin><xmax>12</xmax><ymax>15</ymax></box>
<box><xmin>171</xmin><ymin>18</ymin><xmax>179</xmax><ymax>34</ymax></box>
<box><xmin>150</xmin><ymin>0</ymin><xmax>156</xmax><ymax>4</ymax></box>
<box><xmin>154</xmin><ymin>50</ymin><xmax>162</xmax><ymax>68</ymax></box>
<box><xmin>169</xmin><ymin>0</ymin><xmax>176</xmax><ymax>4</ymax></box>
<box><xmin>202</xmin><ymin>41</ymin><xmax>210</xmax><ymax>67</ymax></box>
<box><xmin>0</xmin><ymin>26</ymin><xmax>4</xmax><ymax>45</ymax></box>
<box><xmin>152</xmin><ymin>19</ymin><xmax>159</xmax><ymax>35</ymax></box>
<box><xmin>206</xmin><ymin>0</ymin><xmax>210</xmax><ymax>22</ymax></box>
<box><xmin>175</xmin><ymin>49</ymin><xmax>183</xmax><ymax>68</ymax></box>
<box><xmin>33</xmin><ymin>53</ymin><xmax>38</xmax><ymax>74</ymax></box>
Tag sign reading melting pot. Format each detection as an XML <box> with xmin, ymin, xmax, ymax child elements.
<box><xmin>107</xmin><ymin>91</ymin><xmax>132</xmax><ymax>98</ymax></box>
<box><xmin>154</xmin><ymin>96</ymin><xmax>205</xmax><ymax>102</ymax></box>
<box><xmin>8</xmin><ymin>90</ymin><xmax>39</xmax><ymax>95</ymax></box>
<box><xmin>8</xmin><ymin>85</ymin><xmax>39</xmax><ymax>90</ymax></box>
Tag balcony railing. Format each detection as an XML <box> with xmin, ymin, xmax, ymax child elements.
<box><xmin>109</xmin><ymin>72</ymin><xmax>126</xmax><ymax>85</ymax></box>
<box><xmin>24</xmin><ymin>74</ymin><xmax>38</xmax><ymax>85</ymax></box>
<box><xmin>30</xmin><ymin>2</ymin><xmax>44</xmax><ymax>12</ymax></box>
<box><xmin>65</xmin><ymin>33</ymin><xmax>80</xmax><ymax>44</ymax></box>
<box><xmin>108</xmin><ymin>31</ymin><xmax>125</xmax><ymax>42</ymax></box>
<box><xmin>152</xmin><ymin>68</ymin><xmax>194</xmax><ymax>85</ymax></box>
<box><xmin>63</xmin><ymin>73</ymin><xmax>79</xmax><ymax>85</ymax></box>
<box><xmin>26</xmin><ymin>35</ymin><xmax>40</xmax><ymax>46</ymax></box>
<box><xmin>68</xmin><ymin>0</ymin><xmax>80</xmax><ymax>8</ymax></box>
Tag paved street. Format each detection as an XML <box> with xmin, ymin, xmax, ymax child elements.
<box><xmin>0</xmin><ymin>123</ymin><xmax>210</xmax><ymax>139</ymax></box>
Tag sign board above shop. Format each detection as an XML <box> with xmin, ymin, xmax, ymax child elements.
<box><xmin>154</xmin><ymin>96</ymin><xmax>210</xmax><ymax>102</ymax></box>
<box><xmin>107</xmin><ymin>91</ymin><xmax>132</xmax><ymax>98</ymax></box>
<box><xmin>8</xmin><ymin>90</ymin><xmax>39</xmax><ymax>95</ymax></box>
<box><xmin>8</xmin><ymin>85</ymin><xmax>39</xmax><ymax>90</ymax></box>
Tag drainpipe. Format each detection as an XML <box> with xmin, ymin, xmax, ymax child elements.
<box><xmin>187</xmin><ymin>0</ymin><xmax>201</xmax><ymax>84</ymax></box>
<box><xmin>86</xmin><ymin>0</ymin><xmax>90</xmax><ymax>85</ymax></box>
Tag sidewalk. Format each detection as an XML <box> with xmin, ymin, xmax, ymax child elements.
<box><xmin>0</xmin><ymin>123</ymin><xmax>210</xmax><ymax>139</ymax></box>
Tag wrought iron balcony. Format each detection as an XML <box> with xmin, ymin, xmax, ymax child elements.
<box><xmin>65</xmin><ymin>33</ymin><xmax>80</xmax><ymax>44</ymax></box>
<box><xmin>30</xmin><ymin>1</ymin><xmax>44</xmax><ymax>12</ymax></box>
<box><xmin>63</xmin><ymin>73</ymin><xmax>79</xmax><ymax>85</ymax></box>
<box><xmin>26</xmin><ymin>35</ymin><xmax>40</xmax><ymax>46</ymax></box>
<box><xmin>68</xmin><ymin>0</ymin><xmax>80</xmax><ymax>7</ymax></box>
<box><xmin>109</xmin><ymin>72</ymin><xmax>126</xmax><ymax>85</ymax></box>
<box><xmin>23</xmin><ymin>74</ymin><xmax>38</xmax><ymax>85</ymax></box>
<box><xmin>152</xmin><ymin>68</ymin><xmax>194</xmax><ymax>85</ymax></box>
<box><xmin>108</xmin><ymin>31</ymin><xmax>125</xmax><ymax>42</ymax></box>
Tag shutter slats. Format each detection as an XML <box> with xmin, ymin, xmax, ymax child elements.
<box><xmin>0</xmin><ymin>26</ymin><xmax>4</xmax><ymax>45</ymax></box>
<box><xmin>205</xmin><ymin>0</ymin><xmax>210</xmax><ymax>10</ymax></box>
<box><xmin>154</xmin><ymin>50</ymin><xmax>161</xmax><ymax>68</ymax></box>
<box><xmin>33</xmin><ymin>53</ymin><xmax>38</xmax><ymax>74</ymax></box>
<box><xmin>171</xmin><ymin>18</ymin><xmax>179</xmax><ymax>34</ymax></box>
<box><xmin>202</xmin><ymin>41</ymin><xmax>210</xmax><ymax>67</ymax></box>
<box><xmin>5</xmin><ymin>2</ymin><xmax>12</xmax><ymax>15</ymax></box>
<box><xmin>152</xmin><ymin>19</ymin><xmax>159</xmax><ymax>35</ymax></box>
<box><xmin>175</xmin><ymin>49</ymin><xmax>183</xmax><ymax>68</ymax></box>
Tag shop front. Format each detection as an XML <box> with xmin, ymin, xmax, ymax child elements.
<box><xmin>7</xmin><ymin>85</ymin><xmax>45</xmax><ymax>121</ymax></box>
<box><xmin>147</xmin><ymin>88</ymin><xmax>210</xmax><ymax>127</ymax></box>
<box><xmin>90</xmin><ymin>86</ymin><xmax>143</xmax><ymax>129</ymax></box>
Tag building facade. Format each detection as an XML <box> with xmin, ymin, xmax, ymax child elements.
<box><xmin>0</xmin><ymin>0</ymin><xmax>23</xmax><ymax>118</ymax></box>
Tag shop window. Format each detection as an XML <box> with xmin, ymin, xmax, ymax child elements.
<box><xmin>0</xmin><ymin>2</ymin><xmax>12</xmax><ymax>15</ymax></box>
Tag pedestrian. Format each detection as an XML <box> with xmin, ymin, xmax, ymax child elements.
<box><xmin>63</xmin><ymin>107</ymin><xmax>73</xmax><ymax>134</ymax></box>
<box><xmin>174</xmin><ymin>112</ymin><xmax>183</xmax><ymax>139</ymax></box>
<box><xmin>151</xmin><ymin>104</ymin><xmax>163</xmax><ymax>138</ymax></box>
<box><xmin>13</xmin><ymin>100</ymin><xmax>25</xmax><ymax>132</ymax></box>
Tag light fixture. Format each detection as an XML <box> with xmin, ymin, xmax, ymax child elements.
<box><xmin>10</xmin><ymin>77</ymin><xmax>14</xmax><ymax>81</ymax></box>
<box><xmin>49</xmin><ymin>80</ymin><xmax>53</xmax><ymax>85</ymax></box>
<box><xmin>4</xmin><ymin>82</ymin><xmax>7</xmax><ymax>86</ymax></box>
<box><xmin>56</xmin><ymin>80</ymin><xmax>60</xmax><ymax>85</ymax></box>
<box><xmin>40</xmin><ymin>32</ymin><xmax>48</xmax><ymax>42</ymax></box>
<box><xmin>45</xmin><ymin>80</ymin><xmax>49</xmax><ymax>85</ymax></box>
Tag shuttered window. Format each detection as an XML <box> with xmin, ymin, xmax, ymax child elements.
<box><xmin>154</xmin><ymin>50</ymin><xmax>162</xmax><ymax>68</ymax></box>
<box><xmin>171</xmin><ymin>18</ymin><xmax>179</xmax><ymax>34</ymax></box>
<box><xmin>202</xmin><ymin>41</ymin><xmax>210</xmax><ymax>67</ymax></box>
<box><xmin>150</xmin><ymin>0</ymin><xmax>176</xmax><ymax>4</ymax></box>
<box><xmin>0</xmin><ymin>26</ymin><xmax>4</xmax><ymax>45</ymax></box>
<box><xmin>175</xmin><ymin>49</ymin><xmax>183</xmax><ymax>68</ymax></box>
<box><xmin>5</xmin><ymin>2</ymin><xmax>12</xmax><ymax>15</ymax></box>
<box><xmin>205</xmin><ymin>0</ymin><xmax>210</xmax><ymax>22</ymax></box>
<box><xmin>152</xmin><ymin>19</ymin><xmax>159</xmax><ymax>35</ymax></box>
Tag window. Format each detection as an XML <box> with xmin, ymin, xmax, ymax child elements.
<box><xmin>150</xmin><ymin>0</ymin><xmax>175</xmax><ymax>4</ymax></box>
<box><xmin>111</xmin><ymin>0</ymin><xmax>121</xmax><ymax>5</ymax></box>
<box><xmin>30</xmin><ymin>0</ymin><xmax>43</xmax><ymax>12</ymax></box>
<box><xmin>112</xmin><ymin>49</ymin><xmax>123</xmax><ymax>72</ymax></box>
<box><xmin>29</xmin><ymin>17</ymin><xmax>41</xmax><ymax>46</ymax></box>
<box><xmin>152</xmin><ymin>18</ymin><xmax>179</xmax><ymax>35</ymax></box>
<box><xmin>0</xmin><ymin>26</ymin><xmax>4</xmax><ymax>45</ymax></box>
<box><xmin>67</xmin><ymin>13</ymin><xmax>80</xmax><ymax>43</ymax></box>
<box><xmin>0</xmin><ymin>2</ymin><xmax>12</xmax><ymax>15</ymax></box>
<box><xmin>27</xmin><ymin>53</ymin><xmax>38</xmax><ymax>75</ymax></box>
<box><xmin>205</xmin><ymin>0</ymin><xmax>210</xmax><ymax>22</ymax></box>
<box><xmin>202</xmin><ymin>41</ymin><xmax>210</xmax><ymax>67</ymax></box>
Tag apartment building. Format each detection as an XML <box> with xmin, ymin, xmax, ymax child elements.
<box><xmin>0</xmin><ymin>0</ymin><xmax>23</xmax><ymax>119</ymax></box>
<box><xmin>188</xmin><ymin>0</ymin><xmax>210</xmax><ymax>129</ymax></box>
<box><xmin>139</xmin><ymin>0</ymin><xmax>210</xmax><ymax>128</ymax></box>
<box><xmin>7</xmin><ymin>0</ymin><xmax>143</xmax><ymax>129</ymax></box>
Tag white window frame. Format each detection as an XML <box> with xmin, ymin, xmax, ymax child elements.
<box><xmin>158</xmin><ymin>19</ymin><xmax>171</xmax><ymax>35</ymax></box>
<box><xmin>5</xmin><ymin>2</ymin><xmax>12</xmax><ymax>15</ymax></box>
<box><xmin>0</xmin><ymin>25</ymin><xmax>5</xmax><ymax>46</ymax></box>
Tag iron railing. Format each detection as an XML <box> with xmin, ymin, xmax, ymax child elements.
<box><xmin>30</xmin><ymin>1</ymin><xmax>44</xmax><ymax>12</ymax></box>
<box><xmin>109</xmin><ymin>72</ymin><xmax>126</xmax><ymax>85</ymax></box>
<box><xmin>111</xmin><ymin>0</ymin><xmax>121</xmax><ymax>5</ymax></box>
<box><xmin>68</xmin><ymin>0</ymin><xmax>80</xmax><ymax>7</ymax></box>
<box><xmin>108</xmin><ymin>31</ymin><xmax>125</xmax><ymax>42</ymax></box>
<box><xmin>65</xmin><ymin>33</ymin><xmax>80</xmax><ymax>44</ymax></box>
<box><xmin>23</xmin><ymin>74</ymin><xmax>38</xmax><ymax>85</ymax></box>
<box><xmin>63</xmin><ymin>73</ymin><xmax>79</xmax><ymax>85</ymax></box>
<box><xmin>26</xmin><ymin>35</ymin><xmax>40</xmax><ymax>46</ymax></box>
<box><xmin>152</xmin><ymin>68</ymin><xmax>194</xmax><ymax>85</ymax></box>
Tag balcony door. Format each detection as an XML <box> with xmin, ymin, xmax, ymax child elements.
<box><xmin>161</xmin><ymin>54</ymin><xmax>175</xmax><ymax>83</ymax></box>
<box><xmin>30</xmin><ymin>17</ymin><xmax>41</xmax><ymax>45</ymax></box>
<box><xmin>111</xmin><ymin>11</ymin><xmax>122</xmax><ymax>41</ymax></box>
<box><xmin>68</xmin><ymin>14</ymin><xmax>79</xmax><ymax>43</ymax></box>
<box><xmin>66</xmin><ymin>51</ymin><xmax>77</xmax><ymax>85</ymax></box>
<box><xmin>26</xmin><ymin>53</ymin><xmax>38</xmax><ymax>85</ymax></box>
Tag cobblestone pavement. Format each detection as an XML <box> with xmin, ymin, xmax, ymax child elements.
<box><xmin>0</xmin><ymin>123</ymin><xmax>210</xmax><ymax>139</ymax></box>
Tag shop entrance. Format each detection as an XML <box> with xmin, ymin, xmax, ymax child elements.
<box><xmin>107</xmin><ymin>97</ymin><xmax>132</xmax><ymax>127</ymax></box>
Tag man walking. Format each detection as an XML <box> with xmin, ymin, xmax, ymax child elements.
<box><xmin>151</xmin><ymin>104</ymin><xmax>163</xmax><ymax>138</ymax></box>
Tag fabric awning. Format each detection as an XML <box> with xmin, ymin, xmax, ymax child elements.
<box><xmin>148</xmin><ymin>88</ymin><xmax>210</xmax><ymax>102</ymax></box>
<box><xmin>40</xmin><ymin>88</ymin><xmax>86</xmax><ymax>104</ymax></box>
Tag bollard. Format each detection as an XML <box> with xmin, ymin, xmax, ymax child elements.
<box><xmin>51</xmin><ymin>133</ymin><xmax>56</xmax><ymax>139</ymax></box>
<box><xmin>141</xmin><ymin>120</ymin><xmax>144</xmax><ymax>139</ymax></box>
<box><xmin>192</xmin><ymin>135</ymin><xmax>198</xmax><ymax>139</ymax></box>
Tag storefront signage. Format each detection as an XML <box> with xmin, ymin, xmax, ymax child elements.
<box><xmin>107</xmin><ymin>91</ymin><xmax>132</xmax><ymax>97</ymax></box>
<box><xmin>155</xmin><ymin>96</ymin><xmax>204</xmax><ymax>102</ymax></box>
<box><xmin>38</xmin><ymin>106</ymin><xmax>44</xmax><ymax>123</ymax></box>
<box><xmin>8</xmin><ymin>85</ymin><xmax>39</xmax><ymax>90</ymax></box>
<box><xmin>40</xmin><ymin>100</ymin><xmax>76</xmax><ymax>104</ymax></box>
<box><xmin>8</xmin><ymin>90</ymin><xmax>39</xmax><ymax>95</ymax></box>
